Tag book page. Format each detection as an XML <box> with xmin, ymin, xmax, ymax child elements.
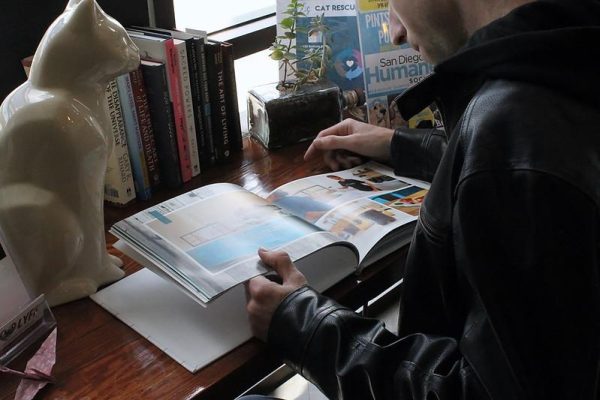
<box><xmin>111</xmin><ymin>183</ymin><xmax>349</xmax><ymax>303</ymax></box>
<box><xmin>267</xmin><ymin>162</ymin><xmax>429</xmax><ymax>264</ymax></box>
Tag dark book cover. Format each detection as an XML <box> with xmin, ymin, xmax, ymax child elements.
<box><xmin>190</xmin><ymin>33</ymin><xmax>216</xmax><ymax>166</ymax></box>
<box><xmin>141</xmin><ymin>59</ymin><xmax>183</xmax><ymax>189</ymax></box>
<box><xmin>129</xmin><ymin>67</ymin><xmax>161</xmax><ymax>190</ymax></box>
<box><xmin>205</xmin><ymin>40</ymin><xmax>231</xmax><ymax>163</ymax></box>
<box><xmin>220</xmin><ymin>41</ymin><xmax>243</xmax><ymax>151</ymax></box>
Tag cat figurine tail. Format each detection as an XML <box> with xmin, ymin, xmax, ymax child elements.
<box><xmin>0</xmin><ymin>0</ymin><xmax>140</xmax><ymax>306</ymax></box>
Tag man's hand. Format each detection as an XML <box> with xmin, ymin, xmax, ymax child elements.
<box><xmin>304</xmin><ymin>118</ymin><xmax>394</xmax><ymax>170</ymax></box>
<box><xmin>245</xmin><ymin>249</ymin><xmax>307</xmax><ymax>342</ymax></box>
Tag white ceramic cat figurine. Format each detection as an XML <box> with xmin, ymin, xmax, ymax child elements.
<box><xmin>0</xmin><ymin>0</ymin><xmax>140</xmax><ymax>306</ymax></box>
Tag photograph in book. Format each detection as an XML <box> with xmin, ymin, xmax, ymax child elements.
<box><xmin>267</xmin><ymin>162</ymin><xmax>427</xmax><ymax>264</ymax></box>
<box><xmin>110</xmin><ymin>162</ymin><xmax>428</xmax><ymax>304</ymax></box>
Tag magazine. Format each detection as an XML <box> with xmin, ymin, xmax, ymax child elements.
<box><xmin>109</xmin><ymin>161</ymin><xmax>428</xmax><ymax>305</ymax></box>
<box><xmin>354</xmin><ymin>0</ymin><xmax>438</xmax><ymax>129</ymax></box>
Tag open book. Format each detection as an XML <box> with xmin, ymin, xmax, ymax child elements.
<box><xmin>110</xmin><ymin>161</ymin><xmax>428</xmax><ymax>305</ymax></box>
<box><xmin>92</xmin><ymin>162</ymin><xmax>428</xmax><ymax>372</ymax></box>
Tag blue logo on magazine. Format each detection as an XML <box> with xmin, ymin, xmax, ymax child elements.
<box><xmin>334</xmin><ymin>48</ymin><xmax>363</xmax><ymax>81</ymax></box>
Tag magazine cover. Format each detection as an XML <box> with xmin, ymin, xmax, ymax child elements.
<box><xmin>355</xmin><ymin>0</ymin><xmax>438</xmax><ymax>129</ymax></box>
<box><xmin>296</xmin><ymin>0</ymin><xmax>365</xmax><ymax>92</ymax></box>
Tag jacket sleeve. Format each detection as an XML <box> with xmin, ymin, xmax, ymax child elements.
<box><xmin>389</xmin><ymin>128</ymin><xmax>447</xmax><ymax>182</ymax></box>
<box><xmin>268</xmin><ymin>287</ymin><xmax>488</xmax><ymax>400</ymax></box>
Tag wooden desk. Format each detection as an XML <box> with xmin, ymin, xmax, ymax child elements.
<box><xmin>0</xmin><ymin>138</ymin><xmax>408</xmax><ymax>399</ymax></box>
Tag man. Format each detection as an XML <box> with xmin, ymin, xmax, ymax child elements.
<box><xmin>326</xmin><ymin>174</ymin><xmax>380</xmax><ymax>191</ymax></box>
<box><xmin>245</xmin><ymin>0</ymin><xmax>600</xmax><ymax>398</ymax></box>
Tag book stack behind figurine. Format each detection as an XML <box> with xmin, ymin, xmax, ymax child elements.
<box><xmin>92</xmin><ymin>162</ymin><xmax>428</xmax><ymax>372</ymax></box>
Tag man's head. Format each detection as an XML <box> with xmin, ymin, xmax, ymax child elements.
<box><xmin>389</xmin><ymin>0</ymin><xmax>535</xmax><ymax>64</ymax></box>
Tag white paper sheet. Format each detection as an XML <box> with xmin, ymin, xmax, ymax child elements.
<box><xmin>90</xmin><ymin>268</ymin><xmax>252</xmax><ymax>373</ymax></box>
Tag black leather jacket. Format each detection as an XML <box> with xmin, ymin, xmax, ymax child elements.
<box><xmin>268</xmin><ymin>1</ymin><xmax>600</xmax><ymax>398</ymax></box>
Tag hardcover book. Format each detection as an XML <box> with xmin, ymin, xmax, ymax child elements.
<box><xmin>93</xmin><ymin>161</ymin><xmax>427</xmax><ymax>371</ymax></box>
<box><xmin>109</xmin><ymin>161</ymin><xmax>427</xmax><ymax>304</ymax></box>
<box><xmin>220</xmin><ymin>41</ymin><xmax>243</xmax><ymax>152</ymax></box>
<box><xmin>205</xmin><ymin>40</ymin><xmax>231</xmax><ymax>163</ymax></box>
<box><xmin>129</xmin><ymin>67</ymin><xmax>162</xmax><ymax>191</ymax></box>
<box><xmin>171</xmin><ymin>37</ymin><xmax>201</xmax><ymax>177</ymax></box>
<box><xmin>116</xmin><ymin>73</ymin><xmax>153</xmax><ymax>201</ymax></box>
<box><xmin>185</xmin><ymin>29</ymin><xmax>217</xmax><ymax>166</ymax></box>
<box><xmin>103</xmin><ymin>78</ymin><xmax>136</xmax><ymax>206</ymax></box>
<box><xmin>140</xmin><ymin>60</ymin><xmax>182</xmax><ymax>189</ymax></box>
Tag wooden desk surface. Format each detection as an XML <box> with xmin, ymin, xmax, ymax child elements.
<box><xmin>0</xmin><ymin>138</ymin><xmax>407</xmax><ymax>399</ymax></box>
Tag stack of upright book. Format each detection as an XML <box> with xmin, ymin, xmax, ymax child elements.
<box><xmin>101</xmin><ymin>27</ymin><xmax>244</xmax><ymax>206</ymax></box>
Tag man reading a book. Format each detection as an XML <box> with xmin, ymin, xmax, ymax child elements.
<box><xmin>245</xmin><ymin>0</ymin><xmax>600</xmax><ymax>398</ymax></box>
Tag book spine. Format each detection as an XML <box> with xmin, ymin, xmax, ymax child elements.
<box><xmin>185</xmin><ymin>38</ymin><xmax>210</xmax><ymax>168</ymax></box>
<box><xmin>129</xmin><ymin>67</ymin><xmax>161</xmax><ymax>191</ymax></box>
<box><xmin>141</xmin><ymin>62</ymin><xmax>183</xmax><ymax>189</ymax></box>
<box><xmin>221</xmin><ymin>42</ymin><xmax>243</xmax><ymax>151</ymax></box>
<box><xmin>196</xmin><ymin>38</ymin><xmax>216</xmax><ymax>165</ymax></box>
<box><xmin>175</xmin><ymin>41</ymin><xmax>201</xmax><ymax>177</ymax></box>
<box><xmin>164</xmin><ymin>39</ymin><xmax>194</xmax><ymax>183</ymax></box>
<box><xmin>205</xmin><ymin>42</ymin><xmax>231</xmax><ymax>163</ymax></box>
<box><xmin>103</xmin><ymin>78</ymin><xmax>136</xmax><ymax>206</ymax></box>
<box><xmin>116</xmin><ymin>74</ymin><xmax>152</xmax><ymax>201</ymax></box>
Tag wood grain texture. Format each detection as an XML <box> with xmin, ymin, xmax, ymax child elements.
<box><xmin>0</xmin><ymin>137</ymin><xmax>408</xmax><ymax>399</ymax></box>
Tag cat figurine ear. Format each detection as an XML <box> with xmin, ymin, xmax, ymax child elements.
<box><xmin>0</xmin><ymin>0</ymin><xmax>140</xmax><ymax>306</ymax></box>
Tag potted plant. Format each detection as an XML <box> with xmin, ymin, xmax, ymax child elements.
<box><xmin>247</xmin><ymin>0</ymin><xmax>343</xmax><ymax>149</ymax></box>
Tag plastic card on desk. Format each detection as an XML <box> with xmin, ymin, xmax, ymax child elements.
<box><xmin>0</xmin><ymin>254</ymin><xmax>30</xmax><ymax>322</ymax></box>
<box><xmin>0</xmin><ymin>255</ymin><xmax>56</xmax><ymax>366</ymax></box>
<box><xmin>0</xmin><ymin>295</ymin><xmax>56</xmax><ymax>366</ymax></box>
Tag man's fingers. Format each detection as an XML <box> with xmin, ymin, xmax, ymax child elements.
<box><xmin>313</xmin><ymin>134</ymin><xmax>357</xmax><ymax>154</ymax></box>
<box><xmin>257</xmin><ymin>249</ymin><xmax>306</xmax><ymax>287</ymax></box>
<box><xmin>304</xmin><ymin>119</ymin><xmax>357</xmax><ymax>161</ymax></box>
<box><xmin>317</xmin><ymin>118</ymin><xmax>355</xmax><ymax>139</ymax></box>
<box><xmin>258</xmin><ymin>248</ymin><xmax>296</xmax><ymax>281</ymax></box>
<box><xmin>245</xmin><ymin>275</ymin><xmax>275</xmax><ymax>297</ymax></box>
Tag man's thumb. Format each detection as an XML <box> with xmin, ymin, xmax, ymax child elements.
<box><xmin>258</xmin><ymin>248</ymin><xmax>295</xmax><ymax>282</ymax></box>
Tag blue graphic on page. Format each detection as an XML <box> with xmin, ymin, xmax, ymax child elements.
<box><xmin>186</xmin><ymin>216</ymin><xmax>317</xmax><ymax>273</ymax></box>
<box><xmin>370</xmin><ymin>186</ymin><xmax>422</xmax><ymax>204</ymax></box>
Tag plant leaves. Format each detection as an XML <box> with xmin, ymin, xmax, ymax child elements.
<box><xmin>280</xmin><ymin>17</ymin><xmax>295</xmax><ymax>29</ymax></box>
<box><xmin>270</xmin><ymin>49</ymin><xmax>284</xmax><ymax>60</ymax></box>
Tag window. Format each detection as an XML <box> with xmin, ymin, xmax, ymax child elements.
<box><xmin>173</xmin><ymin>0</ymin><xmax>275</xmax><ymax>33</ymax></box>
<box><xmin>173</xmin><ymin>0</ymin><xmax>279</xmax><ymax>134</ymax></box>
